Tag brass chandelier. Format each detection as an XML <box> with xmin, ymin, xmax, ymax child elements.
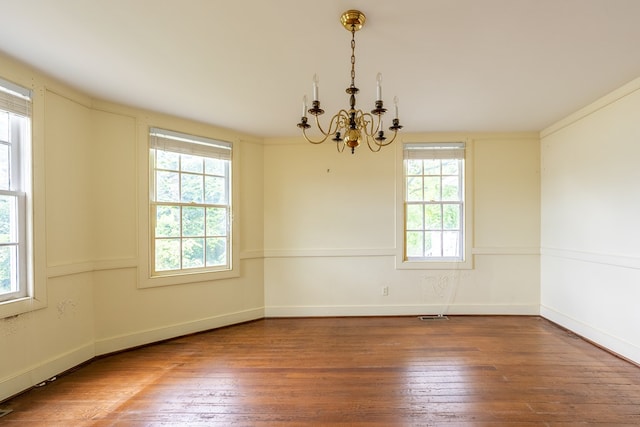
<box><xmin>297</xmin><ymin>10</ymin><xmax>402</xmax><ymax>154</ymax></box>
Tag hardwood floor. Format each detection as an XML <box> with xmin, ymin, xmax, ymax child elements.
<box><xmin>2</xmin><ymin>316</ymin><xmax>640</xmax><ymax>426</ymax></box>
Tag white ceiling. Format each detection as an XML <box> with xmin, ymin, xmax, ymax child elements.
<box><xmin>2</xmin><ymin>0</ymin><xmax>640</xmax><ymax>138</ymax></box>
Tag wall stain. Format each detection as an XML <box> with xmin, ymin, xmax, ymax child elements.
<box><xmin>0</xmin><ymin>314</ymin><xmax>24</xmax><ymax>337</ymax></box>
<box><xmin>57</xmin><ymin>299</ymin><xmax>78</xmax><ymax>319</ymax></box>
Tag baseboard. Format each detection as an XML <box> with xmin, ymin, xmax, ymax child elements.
<box><xmin>265</xmin><ymin>304</ymin><xmax>539</xmax><ymax>317</ymax></box>
<box><xmin>94</xmin><ymin>307</ymin><xmax>265</xmax><ymax>356</ymax></box>
<box><xmin>541</xmin><ymin>305</ymin><xmax>640</xmax><ymax>365</ymax></box>
<box><xmin>0</xmin><ymin>342</ymin><xmax>94</xmax><ymax>402</ymax></box>
<box><xmin>2</xmin><ymin>309</ymin><xmax>265</xmax><ymax>402</ymax></box>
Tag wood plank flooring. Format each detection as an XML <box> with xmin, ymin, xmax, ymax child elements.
<box><xmin>2</xmin><ymin>316</ymin><xmax>640</xmax><ymax>426</ymax></box>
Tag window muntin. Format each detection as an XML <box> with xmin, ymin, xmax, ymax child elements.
<box><xmin>404</xmin><ymin>143</ymin><xmax>465</xmax><ymax>261</ymax></box>
<box><xmin>0</xmin><ymin>78</ymin><xmax>31</xmax><ymax>303</ymax></box>
<box><xmin>149</xmin><ymin>128</ymin><xmax>232</xmax><ymax>276</ymax></box>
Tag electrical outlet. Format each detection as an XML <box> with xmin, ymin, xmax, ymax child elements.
<box><xmin>382</xmin><ymin>286</ymin><xmax>389</xmax><ymax>296</ymax></box>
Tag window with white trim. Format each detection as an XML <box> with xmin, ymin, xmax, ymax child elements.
<box><xmin>149</xmin><ymin>128</ymin><xmax>232</xmax><ymax>276</ymax></box>
<box><xmin>404</xmin><ymin>142</ymin><xmax>465</xmax><ymax>261</ymax></box>
<box><xmin>0</xmin><ymin>78</ymin><xmax>31</xmax><ymax>303</ymax></box>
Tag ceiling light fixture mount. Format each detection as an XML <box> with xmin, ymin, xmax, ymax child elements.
<box><xmin>297</xmin><ymin>9</ymin><xmax>402</xmax><ymax>154</ymax></box>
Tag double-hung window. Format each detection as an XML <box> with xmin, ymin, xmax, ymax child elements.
<box><xmin>149</xmin><ymin>128</ymin><xmax>232</xmax><ymax>277</ymax></box>
<box><xmin>404</xmin><ymin>142</ymin><xmax>465</xmax><ymax>262</ymax></box>
<box><xmin>0</xmin><ymin>78</ymin><xmax>31</xmax><ymax>303</ymax></box>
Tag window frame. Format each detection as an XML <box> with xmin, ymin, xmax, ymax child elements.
<box><xmin>396</xmin><ymin>139</ymin><xmax>473</xmax><ymax>270</ymax></box>
<box><xmin>139</xmin><ymin>126</ymin><xmax>239</xmax><ymax>289</ymax></box>
<box><xmin>0</xmin><ymin>79</ymin><xmax>30</xmax><ymax>303</ymax></box>
<box><xmin>0</xmin><ymin>76</ymin><xmax>45</xmax><ymax>318</ymax></box>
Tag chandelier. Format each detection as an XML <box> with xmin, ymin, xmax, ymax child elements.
<box><xmin>297</xmin><ymin>10</ymin><xmax>402</xmax><ymax>154</ymax></box>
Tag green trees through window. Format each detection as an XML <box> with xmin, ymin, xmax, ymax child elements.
<box><xmin>404</xmin><ymin>143</ymin><xmax>465</xmax><ymax>261</ymax></box>
<box><xmin>150</xmin><ymin>128</ymin><xmax>232</xmax><ymax>275</ymax></box>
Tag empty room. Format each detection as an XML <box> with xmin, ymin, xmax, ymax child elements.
<box><xmin>1</xmin><ymin>1</ymin><xmax>639</xmax><ymax>425</ymax></box>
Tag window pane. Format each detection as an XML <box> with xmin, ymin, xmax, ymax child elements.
<box><xmin>425</xmin><ymin>231</ymin><xmax>442</xmax><ymax>257</ymax></box>
<box><xmin>156</xmin><ymin>150</ymin><xmax>179</xmax><ymax>171</ymax></box>
<box><xmin>155</xmin><ymin>205</ymin><xmax>180</xmax><ymax>238</ymax></box>
<box><xmin>150</xmin><ymin>129</ymin><xmax>233</xmax><ymax>276</ymax></box>
<box><xmin>182</xmin><ymin>206</ymin><xmax>205</xmax><ymax>237</ymax></box>
<box><xmin>442</xmin><ymin>176</ymin><xmax>460</xmax><ymax>201</ymax></box>
<box><xmin>443</xmin><ymin>204</ymin><xmax>460</xmax><ymax>230</ymax></box>
<box><xmin>182</xmin><ymin>238</ymin><xmax>205</xmax><ymax>268</ymax></box>
<box><xmin>404</xmin><ymin>145</ymin><xmax>464</xmax><ymax>261</ymax></box>
<box><xmin>0</xmin><ymin>92</ymin><xmax>30</xmax><ymax>302</ymax></box>
<box><xmin>443</xmin><ymin>231</ymin><xmax>460</xmax><ymax>257</ymax></box>
<box><xmin>156</xmin><ymin>171</ymin><xmax>179</xmax><ymax>202</ymax></box>
<box><xmin>205</xmin><ymin>158</ymin><xmax>226</xmax><ymax>175</ymax></box>
<box><xmin>0</xmin><ymin>195</ymin><xmax>17</xmax><ymax>244</ymax></box>
<box><xmin>181</xmin><ymin>173</ymin><xmax>204</xmax><ymax>203</ymax></box>
<box><xmin>205</xmin><ymin>176</ymin><xmax>226</xmax><ymax>204</ymax></box>
<box><xmin>0</xmin><ymin>245</ymin><xmax>18</xmax><ymax>295</ymax></box>
<box><xmin>442</xmin><ymin>159</ymin><xmax>459</xmax><ymax>175</ymax></box>
<box><xmin>406</xmin><ymin>159</ymin><xmax>422</xmax><ymax>175</ymax></box>
<box><xmin>206</xmin><ymin>237</ymin><xmax>227</xmax><ymax>266</ymax></box>
<box><xmin>406</xmin><ymin>204</ymin><xmax>423</xmax><ymax>230</ymax></box>
<box><xmin>155</xmin><ymin>239</ymin><xmax>180</xmax><ymax>271</ymax></box>
<box><xmin>206</xmin><ymin>207</ymin><xmax>227</xmax><ymax>236</ymax></box>
<box><xmin>406</xmin><ymin>177</ymin><xmax>423</xmax><ymax>201</ymax></box>
<box><xmin>0</xmin><ymin>112</ymin><xmax>8</xmax><ymax>142</ymax></box>
<box><xmin>424</xmin><ymin>159</ymin><xmax>440</xmax><ymax>175</ymax></box>
<box><xmin>423</xmin><ymin>177</ymin><xmax>440</xmax><ymax>201</ymax></box>
<box><xmin>424</xmin><ymin>204</ymin><xmax>442</xmax><ymax>229</ymax></box>
<box><xmin>406</xmin><ymin>231</ymin><xmax>424</xmax><ymax>258</ymax></box>
<box><xmin>0</xmin><ymin>144</ymin><xmax>9</xmax><ymax>190</ymax></box>
<box><xmin>181</xmin><ymin>154</ymin><xmax>203</xmax><ymax>173</ymax></box>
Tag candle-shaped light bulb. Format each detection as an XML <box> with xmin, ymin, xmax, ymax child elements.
<box><xmin>312</xmin><ymin>74</ymin><xmax>319</xmax><ymax>101</ymax></box>
<box><xmin>376</xmin><ymin>73</ymin><xmax>382</xmax><ymax>101</ymax></box>
<box><xmin>302</xmin><ymin>95</ymin><xmax>308</xmax><ymax>117</ymax></box>
<box><xmin>393</xmin><ymin>96</ymin><xmax>399</xmax><ymax>119</ymax></box>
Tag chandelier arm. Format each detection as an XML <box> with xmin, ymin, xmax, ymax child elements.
<box><xmin>331</xmin><ymin>110</ymin><xmax>352</xmax><ymax>134</ymax></box>
<box><xmin>301</xmin><ymin>110</ymin><xmax>350</xmax><ymax>145</ymax></box>
<box><xmin>315</xmin><ymin>110</ymin><xmax>347</xmax><ymax>137</ymax></box>
<box><xmin>358</xmin><ymin>111</ymin><xmax>379</xmax><ymax>137</ymax></box>
<box><xmin>301</xmin><ymin>127</ymin><xmax>331</xmax><ymax>144</ymax></box>
<box><xmin>365</xmin><ymin>135</ymin><xmax>384</xmax><ymax>152</ymax></box>
<box><xmin>382</xmin><ymin>131</ymin><xmax>399</xmax><ymax>146</ymax></box>
<box><xmin>373</xmin><ymin>129</ymin><xmax>400</xmax><ymax>147</ymax></box>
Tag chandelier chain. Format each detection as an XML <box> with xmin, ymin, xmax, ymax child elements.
<box><xmin>350</xmin><ymin>27</ymin><xmax>356</xmax><ymax>88</ymax></box>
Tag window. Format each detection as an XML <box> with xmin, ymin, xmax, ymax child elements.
<box><xmin>149</xmin><ymin>128</ymin><xmax>232</xmax><ymax>277</ymax></box>
<box><xmin>404</xmin><ymin>142</ymin><xmax>465</xmax><ymax>262</ymax></box>
<box><xmin>0</xmin><ymin>78</ymin><xmax>31</xmax><ymax>303</ymax></box>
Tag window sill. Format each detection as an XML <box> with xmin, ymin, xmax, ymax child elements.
<box><xmin>0</xmin><ymin>295</ymin><xmax>47</xmax><ymax>319</ymax></box>
<box><xmin>395</xmin><ymin>257</ymin><xmax>473</xmax><ymax>270</ymax></box>
<box><xmin>138</xmin><ymin>267</ymin><xmax>240</xmax><ymax>289</ymax></box>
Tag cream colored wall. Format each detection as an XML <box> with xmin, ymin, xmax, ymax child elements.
<box><xmin>263</xmin><ymin>134</ymin><xmax>540</xmax><ymax>316</ymax></box>
<box><xmin>0</xmin><ymin>62</ymin><xmax>97</xmax><ymax>399</ymax></box>
<box><xmin>90</xmin><ymin>106</ymin><xmax>266</xmax><ymax>353</ymax></box>
<box><xmin>45</xmin><ymin>92</ymin><xmax>95</xmax><ymax>266</ymax></box>
<box><xmin>0</xmin><ymin>52</ymin><xmax>265</xmax><ymax>401</ymax></box>
<box><xmin>264</xmin><ymin>142</ymin><xmax>396</xmax><ymax>252</ymax></box>
<box><xmin>91</xmin><ymin>109</ymin><xmax>137</xmax><ymax>262</ymax></box>
<box><xmin>541</xmin><ymin>78</ymin><xmax>640</xmax><ymax>364</ymax></box>
<box><xmin>86</xmin><ymin>101</ymin><xmax>264</xmax><ymax>354</ymax></box>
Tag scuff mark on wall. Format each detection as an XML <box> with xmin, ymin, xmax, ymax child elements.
<box><xmin>0</xmin><ymin>314</ymin><xmax>24</xmax><ymax>337</ymax></box>
<box><xmin>57</xmin><ymin>299</ymin><xmax>78</xmax><ymax>319</ymax></box>
<box><xmin>421</xmin><ymin>274</ymin><xmax>458</xmax><ymax>301</ymax></box>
